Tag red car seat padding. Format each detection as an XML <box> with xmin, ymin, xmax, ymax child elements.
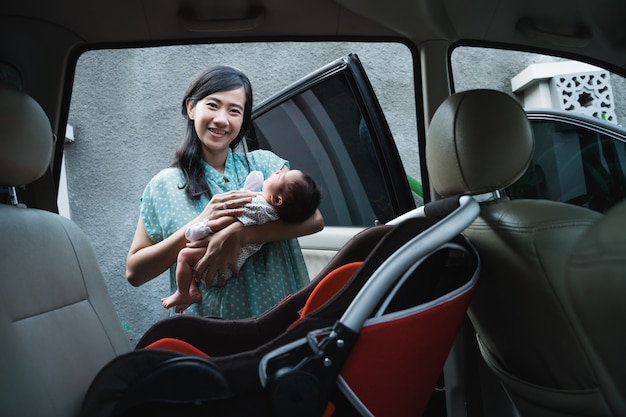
<box><xmin>299</xmin><ymin>261</ymin><xmax>363</xmax><ymax>318</ymax></box>
<box><xmin>145</xmin><ymin>338</ymin><xmax>210</xmax><ymax>358</ymax></box>
<box><xmin>143</xmin><ymin>262</ymin><xmax>364</xmax><ymax>359</ymax></box>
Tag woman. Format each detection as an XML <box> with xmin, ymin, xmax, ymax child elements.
<box><xmin>126</xmin><ymin>65</ymin><xmax>324</xmax><ymax>319</ymax></box>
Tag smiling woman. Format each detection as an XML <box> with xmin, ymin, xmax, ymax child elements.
<box><xmin>124</xmin><ymin>64</ymin><xmax>324</xmax><ymax>325</ymax></box>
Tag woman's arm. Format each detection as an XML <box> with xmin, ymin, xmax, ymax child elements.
<box><xmin>189</xmin><ymin>163</ymin><xmax>324</xmax><ymax>287</ymax></box>
<box><xmin>126</xmin><ymin>190</ymin><xmax>254</xmax><ymax>287</ymax></box>
<box><xmin>242</xmin><ymin>208</ymin><xmax>324</xmax><ymax>245</ymax></box>
<box><xmin>192</xmin><ymin>209</ymin><xmax>324</xmax><ymax>286</ymax></box>
<box><xmin>126</xmin><ymin>217</ymin><xmax>189</xmax><ymax>287</ymax></box>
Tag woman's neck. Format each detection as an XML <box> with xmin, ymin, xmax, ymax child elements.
<box><xmin>202</xmin><ymin>148</ymin><xmax>229</xmax><ymax>174</ymax></box>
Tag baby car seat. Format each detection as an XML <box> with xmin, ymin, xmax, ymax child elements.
<box><xmin>80</xmin><ymin>196</ymin><xmax>480</xmax><ymax>417</ymax></box>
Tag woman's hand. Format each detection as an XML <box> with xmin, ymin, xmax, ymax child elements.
<box><xmin>200</xmin><ymin>190</ymin><xmax>254</xmax><ymax>221</ymax></box>
<box><xmin>191</xmin><ymin>221</ymin><xmax>244</xmax><ymax>287</ymax></box>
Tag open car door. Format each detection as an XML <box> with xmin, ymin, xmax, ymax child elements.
<box><xmin>250</xmin><ymin>53</ymin><xmax>416</xmax><ymax>277</ymax></box>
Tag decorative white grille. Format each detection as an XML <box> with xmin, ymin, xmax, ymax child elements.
<box><xmin>550</xmin><ymin>71</ymin><xmax>617</xmax><ymax>123</ymax></box>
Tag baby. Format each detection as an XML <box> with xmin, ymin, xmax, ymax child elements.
<box><xmin>161</xmin><ymin>169</ymin><xmax>321</xmax><ymax>313</ymax></box>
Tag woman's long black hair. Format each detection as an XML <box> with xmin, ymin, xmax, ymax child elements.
<box><xmin>174</xmin><ymin>65</ymin><xmax>253</xmax><ymax>200</ymax></box>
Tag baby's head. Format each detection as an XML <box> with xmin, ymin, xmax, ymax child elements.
<box><xmin>263</xmin><ymin>169</ymin><xmax>321</xmax><ymax>223</ymax></box>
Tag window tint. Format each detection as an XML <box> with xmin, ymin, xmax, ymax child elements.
<box><xmin>251</xmin><ymin>66</ymin><xmax>394</xmax><ymax>226</ymax></box>
<box><xmin>508</xmin><ymin>118</ymin><xmax>626</xmax><ymax>212</ymax></box>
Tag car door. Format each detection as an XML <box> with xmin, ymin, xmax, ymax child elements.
<box><xmin>249</xmin><ymin>53</ymin><xmax>415</xmax><ymax>278</ymax></box>
<box><xmin>508</xmin><ymin>109</ymin><xmax>626</xmax><ymax>213</ymax></box>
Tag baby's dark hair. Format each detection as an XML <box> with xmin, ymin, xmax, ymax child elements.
<box><xmin>276</xmin><ymin>172</ymin><xmax>321</xmax><ymax>223</ymax></box>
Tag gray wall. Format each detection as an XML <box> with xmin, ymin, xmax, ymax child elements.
<box><xmin>66</xmin><ymin>42</ymin><xmax>625</xmax><ymax>347</ymax></box>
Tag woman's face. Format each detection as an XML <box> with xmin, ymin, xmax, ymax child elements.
<box><xmin>187</xmin><ymin>87</ymin><xmax>246</xmax><ymax>157</ymax></box>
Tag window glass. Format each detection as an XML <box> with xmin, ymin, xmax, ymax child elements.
<box><xmin>251</xmin><ymin>70</ymin><xmax>394</xmax><ymax>226</ymax></box>
<box><xmin>451</xmin><ymin>46</ymin><xmax>626</xmax><ymax>212</ymax></box>
<box><xmin>509</xmin><ymin>118</ymin><xmax>626</xmax><ymax>212</ymax></box>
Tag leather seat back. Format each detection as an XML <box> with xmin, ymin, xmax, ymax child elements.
<box><xmin>426</xmin><ymin>89</ymin><xmax>611</xmax><ymax>416</ymax></box>
<box><xmin>566</xmin><ymin>199</ymin><xmax>626</xmax><ymax>415</ymax></box>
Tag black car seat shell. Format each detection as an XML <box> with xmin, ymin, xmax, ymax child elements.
<box><xmin>81</xmin><ymin>196</ymin><xmax>481</xmax><ymax>417</ymax></box>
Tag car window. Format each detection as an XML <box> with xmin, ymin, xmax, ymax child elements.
<box><xmin>250</xmin><ymin>54</ymin><xmax>415</xmax><ymax>226</ymax></box>
<box><xmin>451</xmin><ymin>45</ymin><xmax>626</xmax><ymax>212</ymax></box>
<box><xmin>61</xmin><ymin>42</ymin><xmax>419</xmax><ymax>227</ymax></box>
<box><xmin>510</xmin><ymin>114</ymin><xmax>626</xmax><ymax>212</ymax></box>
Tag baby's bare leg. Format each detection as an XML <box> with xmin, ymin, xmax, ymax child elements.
<box><xmin>161</xmin><ymin>246</ymin><xmax>205</xmax><ymax>312</ymax></box>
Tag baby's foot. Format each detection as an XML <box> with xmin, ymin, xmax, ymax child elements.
<box><xmin>174</xmin><ymin>302</ymin><xmax>192</xmax><ymax>314</ymax></box>
<box><xmin>161</xmin><ymin>291</ymin><xmax>202</xmax><ymax>311</ymax></box>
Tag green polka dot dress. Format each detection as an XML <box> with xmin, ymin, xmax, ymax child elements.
<box><xmin>140</xmin><ymin>149</ymin><xmax>311</xmax><ymax>319</ymax></box>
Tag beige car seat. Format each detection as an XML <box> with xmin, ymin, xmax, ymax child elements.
<box><xmin>425</xmin><ymin>89</ymin><xmax>623</xmax><ymax>416</ymax></box>
<box><xmin>0</xmin><ymin>80</ymin><xmax>131</xmax><ymax>417</ymax></box>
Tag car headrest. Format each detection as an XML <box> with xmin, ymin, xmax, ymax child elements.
<box><xmin>426</xmin><ymin>89</ymin><xmax>534</xmax><ymax>197</ymax></box>
<box><xmin>0</xmin><ymin>80</ymin><xmax>53</xmax><ymax>187</ymax></box>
